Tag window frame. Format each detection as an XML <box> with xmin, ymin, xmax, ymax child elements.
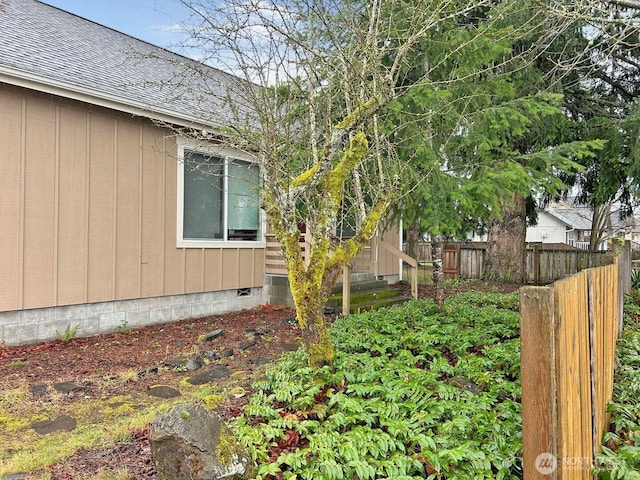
<box><xmin>176</xmin><ymin>137</ymin><xmax>265</xmax><ymax>248</ymax></box>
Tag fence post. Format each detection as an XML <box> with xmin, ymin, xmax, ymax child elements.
<box><xmin>342</xmin><ymin>263</ymin><xmax>352</xmax><ymax>315</ymax></box>
<box><xmin>534</xmin><ymin>245</ymin><xmax>541</xmax><ymax>285</ymax></box>
<box><xmin>613</xmin><ymin>239</ymin><xmax>631</xmax><ymax>335</ymax></box>
<box><xmin>520</xmin><ymin>286</ymin><xmax>558</xmax><ymax>479</ymax></box>
<box><xmin>587</xmin><ymin>270</ymin><xmax>599</xmax><ymax>461</ymax></box>
<box><xmin>371</xmin><ymin>234</ymin><xmax>379</xmax><ymax>279</ymax></box>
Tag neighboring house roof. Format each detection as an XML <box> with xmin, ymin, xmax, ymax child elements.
<box><xmin>607</xmin><ymin>205</ymin><xmax>640</xmax><ymax>233</ymax></box>
<box><xmin>0</xmin><ymin>0</ymin><xmax>245</xmax><ymax>128</ymax></box>
<box><xmin>545</xmin><ymin>204</ymin><xmax>593</xmax><ymax>231</ymax></box>
<box><xmin>545</xmin><ymin>199</ymin><xmax>640</xmax><ymax>235</ymax></box>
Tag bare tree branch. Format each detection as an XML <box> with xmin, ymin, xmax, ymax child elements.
<box><xmin>608</xmin><ymin>0</ymin><xmax>640</xmax><ymax>10</ymax></box>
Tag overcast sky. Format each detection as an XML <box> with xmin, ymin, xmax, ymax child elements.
<box><xmin>40</xmin><ymin>0</ymin><xmax>193</xmax><ymax>50</ymax></box>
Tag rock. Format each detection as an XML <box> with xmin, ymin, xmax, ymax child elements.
<box><xmin>29</xmin><ymin>383</ymin><xmax>48</xmax><ymax>397</ymax></box>
<box><xmin>31</xmin><ymin>415</ymin><xmax>77</xmax><ymax>435</ymax></box>
<box><xmin>220</xmin><ymin>349</ymin><xmax>234</xmax><ymax>358</ymax></box>
<box><xmin>244</xmin><ymin>327</ymin><xmax>270</xmax><ymax>337</ymax></box>
<box><xmin>2</xmin><ymin>473</ymin><xmax>31</xmax><ymax>480</ymax></box>
<box><xmin>150</xmin><ymin>403</ymin><xmax>254</xmax><ymax>480</ymax></box>
<box><xmin>186</xmin><ymin>356</ymin><xmax>205</xmax><ymax>371</ymax></box>
<box><xmin>53</xmin><ymin>381</ymin><xmax>80</xmax><ymax>395</ymax></box>
<box><xmin>244</xmin><ymin>325</ymin><xmax>273</xmax><ymax>338</ymax></box>
<box><xmin>203</xmin><ymin>350</ymin><xmax>220</xmax><ymax>360</ymax></box>
<box><xmin>164</xmin><ymin>358</ymin><xmax>188</xmax><ymax>369</ymax></box>
<box><xmin>138</xmin><ymin>367</ymin><xmax>159</xmax><ymax>377</ymax></box>
<box><xmin>148</xmin><ymin>386</ymin><xmax>182</xmax><ymax>399</ymax></box>
<box><xmin>237</xmin><ymin>340</ymin><xmax>256</xmax><ymax>351</ymax></box>
<box><xmin>203</xmin><ymin>329</ymin><xmax>224</xmax><ymax>342</ymax></box>
<box><xmin>250</xmin><ymin>357</ymin><xmax>271</xmax><ymax>366</ymax></box>
<box><xmin>187</xmin><ymin>366</ymin><xmax>231</xmax><ymax>385</ymax></box>
<box><xmin>446</xmin><ymin>375</ymin><xmax>481</xmax><ymax>394</ymax></box>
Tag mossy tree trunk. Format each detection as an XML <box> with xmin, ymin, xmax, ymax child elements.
<box><xmin>263</xmin><ymin>131</ymin><xmax>392</xmax><ymax>367</ymax></box>
<box><xmin>171</xmin><ymin>0</ymin><xmax>606</xmax><ymax>367</ymax></box>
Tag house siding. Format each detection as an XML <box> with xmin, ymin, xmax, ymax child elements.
<box><xmin>378</xmin><ymin>227</ymin><xmax>402</xmax><ymax>278</ymax></box>
<box><xmin>526</xmin><ymin>211</ymin><xmax>569</xmax><ymax>244</ymax></box>
<box><xmin>0</xmin><ymin>85</ymin><xmax>265</xmax><ymax>332</ymax></box>
<box><xmin>349</xmin><ymin>228</ymin><xmax>402</xmax><ymax>279</ymax></box>
<box><xmin>0</xmin><ymin>92</ymin><xmax>24</xmax><ymax>311</ymax></box>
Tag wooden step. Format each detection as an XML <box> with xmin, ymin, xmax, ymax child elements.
<box><xmin>327</xmin><ymin>276</ymin><xmax>408</xmax><ymax>314</ymax></box>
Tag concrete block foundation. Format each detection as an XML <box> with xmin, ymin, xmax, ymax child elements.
<box><xmin>0</xmin><ymin>288</ymin><xmax>264</xmax><ymax>346</ymax></box>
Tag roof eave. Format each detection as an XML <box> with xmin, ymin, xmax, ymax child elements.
<box><xmin>542</xmin><ymin>210</ymin><xmax>591</xmax><ymax>230</ymax></box>
<box><xmin>0</xmin><ymin>66</ymin><xmax>211</xmax><ymax>131</ymax></box>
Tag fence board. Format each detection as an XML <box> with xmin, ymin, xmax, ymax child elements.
<box><xmin>554</xmin><ymin>274</ymin><xmax>592</xmax><ymax>479</ymax></box>
<box><xmin>443</xmin><ymin>244</ymin><xmax>460</xmax><ymax>279</ymax></box>
<box><xmin>587</xmin><ymin>270</ymin><xmax>599</xmax><ymax>460</ymax></box>
<box><xmin>520</xmin><ymin>286</ymin><xmax>557</xmax><ymax>479</ymax></box>
<box><xmin>416</xmin><ymin>243</ymin><xmax>431</xmax><ymax>263</ymax></box>
<box><xmin>414</xmin><ymin>242</ymin><xmax>613</xmax><ymax>285</ymax></box>
<box><xmin>520</xmin><ymin>245</ymin><xmax>627</xmax><ymax>479</ymax></box>
<box><xmin>459</xmin><ymin>246</ymin><xmax>484</xmax><ymax>279</ymax></box>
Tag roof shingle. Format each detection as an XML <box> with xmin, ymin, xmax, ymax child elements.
<box><xmin>0</xmin><ymin>0</ymin><xmax>243</xmax><ymax>127</ymax></box>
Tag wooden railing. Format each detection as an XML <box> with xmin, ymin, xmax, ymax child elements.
<box><xmin>265</xmin><ymin>233</ymin><xmax>288</xmax><ymax>275</ymax></box>
<box><xmin>265</xmin><ymin>232</ymin><xmax>419</xmax><ymax>313</ymax></box>
<box><xmin>375</xmin><ymin>236</ymin><xmax>418</xmax><ymax>299</ymax></box>
<box><xmin>519</xmin><ymin>244</ymin><xmax>630</xmax><ymax>479</ymax></box>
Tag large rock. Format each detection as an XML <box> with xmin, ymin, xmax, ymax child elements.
<box><xmin>150</xmin><ymin>403</ymin><xmax>254</xmax><ymax>480</ymax></box>
<box><xmin>30</xmin><ymin>415</ymin><xmax>77</xmax><ymax>435</ymax></box>
<box><xmin>187</xmin><ymin>366</ymin><xmax>231</xmax><ymax>385</ymax></box>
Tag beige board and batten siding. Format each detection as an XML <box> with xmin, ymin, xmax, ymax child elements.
<box><xmin>0</xmin><ymin>85</ymin><xmax>265</xmax><ymax>313</ymax></box>
<box><xmin>351</xmin><ymin>230</ymin><xmax>402</xmax><ymax>279</ymax></box>
<box><xmin>265</xmin><ymin>228</ymin><xmax>401</xmax><ymax>279</ymax></box>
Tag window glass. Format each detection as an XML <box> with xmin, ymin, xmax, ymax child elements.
<box><xmin>181</xmin><ymin>149</ymin><xmax>261</xmax><ymax>243</ymax></box>
<box><xmin>228</xmin><ymin>160</ymin><xmax>261</xmax><ymax>241</ymax></box>
<box><xmin>183</xmin><ymin>151</ymin><xmax>224</xmax><ymax>240</ymax></box>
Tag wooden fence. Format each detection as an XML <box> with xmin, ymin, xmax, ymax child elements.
<box><xmin>519</xmin><ymin>245</ymin><xmax>630</xmax><ymax>479</ymax></box>
<box><xmin>412</xmin><ymin>242</ymin><xmax>614</xmax><ymax>285</ymax></box>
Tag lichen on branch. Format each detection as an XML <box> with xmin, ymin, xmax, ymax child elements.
<box><xmin>327</xmin><ymin>195</ymin><xmax>392</xmax><ymax>271</ymax></box>
<box><xmin>322</xmin><ymin>132</ymin><xmax>369</xmax><ymax>201</ymax></box>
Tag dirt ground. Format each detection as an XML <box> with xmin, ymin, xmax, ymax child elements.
<box><xmin>0</xmin><ymin>280</ymin><xmax>520</xmax><ymax>479</ymax></box>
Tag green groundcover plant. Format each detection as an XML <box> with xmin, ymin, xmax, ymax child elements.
<box><xmin>594</xmin><ymin>295</ymin><xmax>640</xmax><ymax>480</ymax></box>
<box><xmin>233</xmin><ymin>292</ymin><xmax>523</xmax><ymax>479</ymax></box>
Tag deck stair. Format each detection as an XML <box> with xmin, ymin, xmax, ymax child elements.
<box><xmin>326</xmin><ymin>273</ymin><xmax>408</xmax><ymax>314</ymax></box>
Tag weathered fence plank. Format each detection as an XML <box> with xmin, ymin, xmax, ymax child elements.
<box><xmin>415</xmin><ymin>242</ymin><xmax>614</xmax><ymax>285</ymax></box>
<box><xmin>459</xmin><ymin>245</ymin><xmax>484</xmax><ymax>279</ymax></box>
<box><xmin>443</xmin><ymin>244</ymin><xmax>460</xmax><ymax>279</ymax></box>
<box><xmin>520</xmin><ymin>286</ymin><xmax>557</xmax><ymax>479</ymax></box>
<box><xmin>520</xmin><ymin>248</ymin><xmax>625</xmax><ymax>479</ymax></box>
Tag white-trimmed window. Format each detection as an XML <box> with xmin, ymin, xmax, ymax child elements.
<box><xmin>177</xmin><ymin>141</ymin><xmax>263</xmax><ymax>247</ymax></box>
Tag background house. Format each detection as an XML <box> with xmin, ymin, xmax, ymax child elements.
<box><xmin>527</xmin><ymin>200</ymin><xmax>640</xmax><ymax>251</ymax></box>
<box><xmin>0</xmin><ymin>0</ymin><xmax>401</xmax><ymax>346</ymax></box>
<box><xmin>526</xmin><ymin>201</ymin><xmax>595</xmax><ymax>249</ymax></box>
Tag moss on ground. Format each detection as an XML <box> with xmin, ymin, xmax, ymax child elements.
<box><xmin>0</xmin><ymin>371</ymin><xmax>254</xmax><ymax>477</ymax></box>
